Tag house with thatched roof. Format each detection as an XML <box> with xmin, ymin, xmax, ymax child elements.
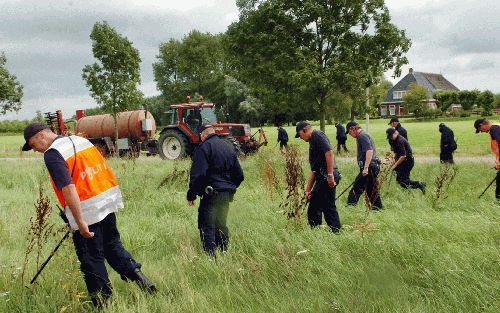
<box><xmin>380</xmin><ymin>68</ymin><xmax>459</xmax><ymax>116</ymax></box>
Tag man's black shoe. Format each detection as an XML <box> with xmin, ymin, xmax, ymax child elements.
<box><xmin>132</xmin><ymin>269</ymin><xmax>157</xmax><ymax>293</ymax></box>
<box><xmin>420</xmin><ymin>182</ymin><xmax>426</xmax><ymax>195</ymax></box>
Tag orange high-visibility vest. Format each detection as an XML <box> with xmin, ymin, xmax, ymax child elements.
<box><xmin>46</xmin><ymin>136</ymin><xmax>124</xmax><ymax>230</ymax></box>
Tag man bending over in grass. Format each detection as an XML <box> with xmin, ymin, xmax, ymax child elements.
<box><xmin>474</xmin><ymin>118</ymin><xmax>500</xmax><ymax>200</ymax></box>
<box><xmin>386</xmin><ymin>128</ymin><xmax>426</xmax><ymax>193</ymax></box>
<box><xmin>22</xmin><ymin>123</ymin><xmax>156</xmax><ymax>307</ymax></box>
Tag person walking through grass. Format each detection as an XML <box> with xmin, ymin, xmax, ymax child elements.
<box><xmin>21</xmin><ymin>123</ymin><xmax>156</xmax><ymax>307</ymax></box>
<box><xmin>346</xmin><ymin>121</ymin><xmax>383</xmax><ymax>210</ymax></box>
<box><xmin>335</xmin><ymin>123</ymin><xmax>349</xmax><ymax>154</ymax></box>
<box><xmin>187</xmin><ymin>124</ymin><xmax>244</xmax><ymax>256</ymax></box>
<box><xmin>295</xmin><ymin>121</ymin><xmax>342</xmax><ymax>232</ymax></box>
<box><xmin>474</xmin><ymin>118</ymin><xmax>500</xmax><ymax>200</ymax></box>
<box><xmin>388</xmin><ymin>117</ymin><xmax>408</xmax><ymax>141</ymax></box>
<box><xmin>439</xmin><ymin>123</ymin><xmax>457</xmax><ymax>163</ymax></box>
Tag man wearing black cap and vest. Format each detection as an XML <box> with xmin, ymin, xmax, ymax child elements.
<box><xmin>474</xmin><ymin>118</ymin><xmax>500</xmax><ymax>200</ymax></box>
<box><xmin>295</xmin><ymin>121</ymin><xmax>342</xmax><ymax>232</ymax></box>
<box><xmin>388</xmin><ymin>117</ymin><xmax>408</xmax><ymax>141</ymax></box>
<box><xmin>187</xmin><ymin>124</ymin><xmax>245</xmax><ymax>256</ymax></box>
<box><xmin>345</xmin><ymin>121</ymin><xmax>383</xmax><ymax>210</ymax></box>
<box><xmin>21</xmin><ymin>123</ymin><xmax>156</xmax><ymax>307</ymax></box>
<box><xmin>386</xmin><ymin>128</ymin><xmax>426</xmax><ymax>193</ymax></box>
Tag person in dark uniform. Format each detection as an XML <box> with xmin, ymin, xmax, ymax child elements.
<box><xmin>439</xmin><ymin>123</ymin><xmax>457</xmax><ymax>163</ymax></box>
<box><xmin>295</xmin><ymin>121</ymin><xmax>341</xmax><ymax>232</ymax></box>
<box><xmin>387</xmin><ymin>128</ymin><xmax>426</xmax><ymax>193</ymax></box>
<box><xmin>277</xmin><ymin>125</ymin><xmax>289</xmax><ymax>150</ymax></box>
<box><xmin>335</xmin><ymin>123</ymin><xmax>348</xmax><ymax>154</ymax></box>
<box><xmin>187</xmin><ymin>124</ymin><xmax>244</xmax><ymax>256</ymax></box>
<box><xmin>346</xmin><ymin>121</ymin><xmax>383</xmax><ymax>210</ymax></box>
<box><xmin>388</xmin><ymin>117</ymin><xmax>408</xmax><ymax>141</ymax></box>
<box><xmin>474</xmin><ymin>118</ymin><xmax>500</xmax><ymax>200</ymax></box>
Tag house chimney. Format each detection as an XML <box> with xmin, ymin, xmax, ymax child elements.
<box><xmin>409</xmin><ymin>68</ymin><xmax>414</xmax><ymax>74</ymax></box>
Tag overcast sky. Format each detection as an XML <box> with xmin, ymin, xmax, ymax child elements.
<box><xmin>1</xmin><ymin>0</ymin><xmax>499</xmax><ymax>120</ymax></box>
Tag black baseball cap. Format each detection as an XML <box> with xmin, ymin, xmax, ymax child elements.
<box><xmin>345</xmin><ymin>121</ymin><xmax>359</xmax><ymax>135</ymax></box>
<box><xmin>388</xmin><ymin>117</ymin><xmax>399</xmax><ymax>125</ymax></box>
<box><xmin>386</xmin><ymin>127</ymin><xmax>397</xmax><ymax>139</ymax></box>
<box><xmin>295</xmin><ymin>121</ymin><xmax>310</xmax><ymax>138</ymax></box>
<box><xmin>197</xmin><ymin>124</ymin><xmax>213</xmax><ymax>135</ymax></box>
<box><xmin>22</xmin><ymin>123</ymin><xmax>50</xmax><ymax>151</ymax></box>
<box><xmin>474</xmin><ymin>118</ymin><xmax>486</xmax><ymax>133</ymax></box>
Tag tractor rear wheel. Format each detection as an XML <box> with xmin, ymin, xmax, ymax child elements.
<box><xmin>158</xmin><ymin>130</ymin><xmax>190</xmax><ymax>160</ymax></box>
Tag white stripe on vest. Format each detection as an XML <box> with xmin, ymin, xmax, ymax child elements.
<box><xmin>64</xmin><ymin>186</ymin><xmax>124</xmax><ymax>230</ymax></box>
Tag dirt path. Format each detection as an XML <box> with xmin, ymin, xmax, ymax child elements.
<box><xmin>336</xmin><ymin>155</ymin><xmax>494</xmax><ymax>163</ymax></box>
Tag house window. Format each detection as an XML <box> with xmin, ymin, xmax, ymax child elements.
<box><xmin>393</xmin><ymin>90</ymin><xmax>407</xmax><ymax>100</ymax></box>
<box><xmin>389</xmin><ymin>105</ymin><xmax>396</xmax><ymax>116</ymax></box>
<box><xmin>380</xmin><ymin>106</ymin><xmax>387</xmax><ymax>116</ymax></box>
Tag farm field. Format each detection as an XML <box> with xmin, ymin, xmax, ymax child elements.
<box><xmin>0</xmin><ymin>136</ymin><xmax>498</xmax><ymax>312</ymax></box>
<box><xmin>0</xmin><ymin>117</ymin><xmax>498</xmax><ymax>159</ymax></box>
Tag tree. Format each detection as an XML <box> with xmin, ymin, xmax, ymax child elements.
<box><xmin>153</xmin><ymin>31</ymin><xmax>226</xmax><ymax>107</ymax></box>
<box><xmin>458</xmin><ymin>90</ymin><xmax>479</xmax><ymax>111</ymax></box>
<box><xmin>403</xmin><ymin>83</ymin><xmax>429</xmax><ymax>117</ymax></box>
<box><xmin>369</xmin><ymin>76</ymin><xmax>393</xmax><ymax>114</ymax></box>
<box><xmin>478</xmin><ymin>90</ymin><xmax>495</xmax><ymax>116</ymax></box>
<box><xmin>82</xmin><ymin>21</ymin><xmax>143</xmax><ymax>154</ymax></box>
<box><xmin>226</xmin><ymin>0</ymin><xmax>410</xmax><ymax>131</ymax></box>
<box><xmin>0</xmin><ymin>52</ymin><xmax>23</xmax><ymax>115</ymax></box>
<box><xmin>434</xmin><ymin>90</ymin><xmax>459</xmax><ymax>112</ymax></box>
<box><xmin>495</xmin><ymin>93</ymin><xmax>500</xmax><ymax>108</ymax></box>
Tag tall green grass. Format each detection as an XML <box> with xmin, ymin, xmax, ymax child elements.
<box><xmin>0</xmin><ymin>146</ymin><xmax>498</xmax><ymax>312</ymax></box>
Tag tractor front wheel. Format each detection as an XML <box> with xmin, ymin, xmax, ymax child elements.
<box><xmin>158</xmin><ymin>130</ymin><xmax>190</xmax><ymax>160</ymax></box>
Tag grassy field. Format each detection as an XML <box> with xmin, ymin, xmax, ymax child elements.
<box><xmin>0</xmin><ymin>117</ymin><xmax>496</xmax><ymax>158</ymax></box>
<box><xmin>0</xmin><ymin>137</ymin><xmax>498</xmax><ymax>312</ymax></box>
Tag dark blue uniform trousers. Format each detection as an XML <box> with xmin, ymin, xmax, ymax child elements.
<box><xmin>72</xmin><ymin>213</ymin><xmax>141</xmax><ymax>306</ymax></box>
<box><xmin>198</xmin><ymin>191</ymin><xmax>232</xmax><ymax>256</ymax></box>
<box><xmin>347</xmin><ymin>164</ymin><xmax>383</xmax><ymax>210</ymax></box>
<box><xmin>308</xmin><ymin>173</ymin><xmax>342</xmax><ymax>232</ymax></box>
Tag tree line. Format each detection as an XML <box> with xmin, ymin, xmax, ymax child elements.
<box><xmin>402</xmin><ymin>83</ymin><xmax>497</xmax><ymax>119</ymax></box>
<box><xmin>1</xmin><ymin>1</ymin><xmax>499</xmax><ymax>131</ymax></box>
<box><xmin>80</xmin><ymin>0</ymin><xmax>412</xmax><ymax>131</ymax></box>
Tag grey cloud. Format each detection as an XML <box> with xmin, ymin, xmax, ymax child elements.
<box><xmin>0</xmin><ymin>0</ymin><xmax>237</xmax><ymax>119</ymax></box>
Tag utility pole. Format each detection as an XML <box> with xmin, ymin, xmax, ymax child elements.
<box><xmin>365</xmin><ymin>87</ymin><xmax>370</xmax><ymax>133</ymax></box>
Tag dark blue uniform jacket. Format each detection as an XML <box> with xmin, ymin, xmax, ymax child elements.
<box><xmin>187</xmin><ymin>134</ymin><xmax>244</xmax><ymax>201</ymax></box>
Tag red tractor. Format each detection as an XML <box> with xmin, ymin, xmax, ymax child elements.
<box><xmin>158</xmin><ymin>97</ymin><xmax>267</xmax><ymax>160</ymax></box>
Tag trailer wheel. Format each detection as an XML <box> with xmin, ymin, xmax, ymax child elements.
<box><xmin>158</xmin><ymin>130</ymin><xmax>190</xmax><ymax>160</ymax></box>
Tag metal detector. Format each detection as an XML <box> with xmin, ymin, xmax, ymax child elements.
<box><xmin>479</xmin><ymin>171</ymin><xmax>498</xmax><ymax>199</ymax></box>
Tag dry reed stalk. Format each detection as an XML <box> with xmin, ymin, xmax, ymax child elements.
<box><xmin>261</xmin><ymin>160</ymin><xmax>281</xmax><ymax>197</ymax></box>
<box><xmin>22</xmin><ymin>185</ymin><xmax>54</xmax><ymax>282</ymax></box>
<box><xmin>158</xmin><ymin>163</ymin><xmax>189</xmax><ymax>189</ymax></box>
<box><xmin>280</xmin><ymin>145</ymin><xmax>306</xmax><ymax>222</ymax></box>
<box><xmin>431</xmin><ymin>163</ymin><xmax>459</xmax><ymax>208</ymax></box>
<box><xmin>378</xmin><ymin>152</ymin><xmax>396</xmax><ymax>192</ymax></box>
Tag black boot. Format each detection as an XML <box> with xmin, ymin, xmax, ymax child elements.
<box><xmin>131</xmin><ymin>269</ymin><xmax>157</xmax><ymax>293</ymax></box>
<box><xmin>420</xmin><ymin>182</ymin><xmax>426</xmax><ymax>195</ymax></box>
